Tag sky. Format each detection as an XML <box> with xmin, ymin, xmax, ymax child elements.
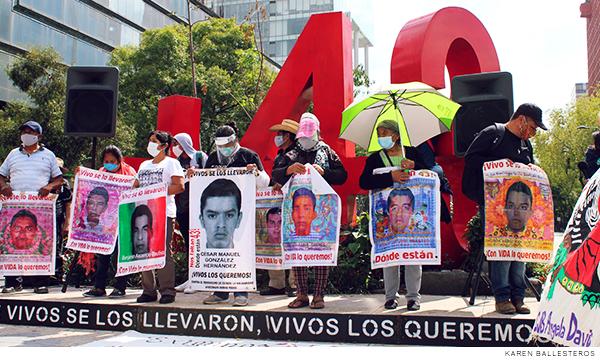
<box><xmin>350</xmin><ymin>0</ymin><xmax>588</xmax><ymax>115</ymax></box>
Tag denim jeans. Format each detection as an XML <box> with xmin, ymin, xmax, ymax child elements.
<box><xmin>479</xmin><ymin>206</ymin><xmax>527</xmax><ymax>302</ymax></box>
<box><xmin>489</xmin><ymin>261</ymin><xmax>526</xmax><ymax>302</ymax></box>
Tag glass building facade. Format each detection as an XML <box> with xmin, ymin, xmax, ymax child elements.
<box><xmin>204</xmin><ymin>0</ymin><xmax>372</xmax><ymax>71</ymax></box>
<box><xmin>0</xmin><ymin>0</ymin><xmax>211</xmax><ymax>106</ymax></box>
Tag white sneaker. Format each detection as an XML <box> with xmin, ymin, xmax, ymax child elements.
<box><xmin>175</xmin><ymin>280</ymin><xmax>189</xmax><ymax>292</ymax></box>
<box><xmin>183</xmin><ymin>286</ymin><xmax>198</xmax><ymax>294</ymax></box>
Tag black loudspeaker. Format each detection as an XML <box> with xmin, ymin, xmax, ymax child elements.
<box><xmin>65</xmin><ymin>66</ymin><xmax>119</xmax><ymax>137</ymax></box>
<box><xmin>451</xmin><ymin>71</ymin><xmax>513</xmax><ymax>157</ymax></box>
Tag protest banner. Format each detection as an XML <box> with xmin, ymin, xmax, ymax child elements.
<box><xmin>188</xmin><ymin>167</ymin><xmax>256</xmax><ymax>292</ymax></box>
<box><xmin>67</xmin><ymin>167</ymin><xmax>135</xmax><ymax>254</ymax></box>
<box><xmin>368</xmin><ymin>169</ymin><xmax>441</xmax><ymax>269</ymax></box>
<box><xmin>116</xmin><ymin>183</ymin><xmax>167</xmax><ymax>276</ymax></box>
<box><xmin>255</xmin><ymin>187</ymin><xmax>287</xmax><ymax>270</ymax></box>
<box><xmin>281</xmin><ymin>164</ymin><xmax>340</xmax><ymax>267</ymax></box>
<box><xmin>532</xmin><ymin>170</ymin><xmax>600</xmax><ymax>347</ymax></box>
<box><xmin>0</xmin><ymin>192</ymin><xmax>56</xmax><ymax>275</ymax></box>
<box><xmin>483</xmin><ymin>159</ymin><xmax>554</xmax><ymax>263</ymax></box>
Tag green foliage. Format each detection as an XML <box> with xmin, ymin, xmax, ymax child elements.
<box><xmin>327</xmin><ymin>212</ymin><xmax>383</xmax><ymax>294</ymax></box>
<box><xmin>533</xmin><ymin>94</ymin><xmax>600</xmax><ymax>230</ymax></box>
<box><xmin>110</xmin><ymin>18</ymin><xmax>277</xmax><ymax>156</ymax></box>
<box><xmin>462</xmin><ymin>212</ymin><xmax>483</xmax><ymax>271</ymax></box>
<box><xmin>0</xmin><ymin>47</ymin><xmax>137</xmax><ymax>169</ymax></box>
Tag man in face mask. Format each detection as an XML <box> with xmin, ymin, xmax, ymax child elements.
<box><xmin>463</xmin><ymin>103</ymin><xmax>547</xmax><ymax>315</ymax></box>
<box><xmin>0</xmin><ymin>120</ymin><xmax>63</xmax><ymax>294</ymax></box>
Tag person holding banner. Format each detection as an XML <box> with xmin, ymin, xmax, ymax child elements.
<box><xmin>259</xmin><ymin>119</ymin><xmax>299</xmax><ymax>297</ymax></box>
<box><xmin>463</xmin><ymin>103</ymin><xmax>547</xmax><ymax>314</ymax></box>
<box><xmin>359</xmin><ymin>119</ymin><xmax>452</xmax><ymax>311</ymax></box>
<box><xmin>83</xmin><ymin>145</ymin><xmax>136</xmax><ymax>298</ymax></box>
<box><xmin>134</xmin><ymin>131</ymin><xmax>185</xmax><ymax>304</ymax></box>
<box><xmin>272</xmin><ymin>113</ymin><xmax>347</xmax><ymax>309</ymax></box>
<box><xmin>173</xmin><ymin>133</ymin><xmax>207</xmax><ymax>294</ymax></box>
<box><xmin>0</xmin><ymin>120</ymin><xmax>63</xmax><ymax>294</ymax></box>
<box><xmin>202</xmin><ymin>123</ymin><xmax>269</xmax><ymax>307</ymax></box>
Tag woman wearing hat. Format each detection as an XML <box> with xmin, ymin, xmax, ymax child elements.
<box><xmin>272</xmin><ymin>113</ymin><xmax>348</xmax><ymax>309</ymax></box>
<box><xmin>359</xmin><ymin>119</ymin><xmax>453</xmax><ymax>311</ymax></box>
<box><xmin>259</xmin><ymin>119</ymin><xmax>300</xmax><ymax>297</ymax></box>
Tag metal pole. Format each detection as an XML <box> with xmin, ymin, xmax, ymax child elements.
<box><xmin>187</xmin><ymin>0</ymin><xmax>198</xmax><ymax>98</ymax></box>
<box><xmin>91</xmin><ymin>137</ymin><xmax>98</xmax><ymax>169</ymax></box>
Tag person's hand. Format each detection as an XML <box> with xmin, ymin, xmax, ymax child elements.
<box><xmin>186</xmin><ymin>167</ymin><xmax>195</xmax><ymax>178</ymax></box>
<box><xmin>74</xmin><ymin>166</ymin><xmax>81</xmax><ymax>175</ymax></box>
<box><xmin>401</xmin><ymin>158</ymin><xmax>415</xmax><ymax>170</ymax></box>
<box><xmin>38</xmin><ymin>185</ymin><xmax>52</xmax><ymax>197</ymax></box>
<box><xmin>272</xmin><ymin>183</ymin><xmax>283</xmax><ymax>191</ymax></box>
<box><xmin>312</xmin><ymin>164</ymin><xmax>325</xmax><ymax>176</ymax></box>
<box><xmin>0</xmin><ymin>185</ymin><xmax>13</xmax><ymax>197</ymax></box>
<box><xmin>286</xmin><ymin>163</ymin><xmax>306</xmax><ymax>176</ymax></box>
<box><xmin>391</xmin><ymin>170</ymin><xmax>410</xmax><ymax>183</ymax></box>
<box><xmin>246</xmin><ymin>164</ymin><xmax>258</xmax><ymax>171</ymax></box>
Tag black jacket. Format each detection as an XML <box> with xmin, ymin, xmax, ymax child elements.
<box><xmin>272</xmin><ymin>142</ymin><xmax>347</xmax><ymax>186</ymax></box>
<box><xmin>359</xmin><ymin>144</ymin><xmax>452</xmax><ymax>223</ymax></box>
<box><xmin>463</xmin><ymin>124</ymin><xmax>533</xmax><ymax>205</ymax></box>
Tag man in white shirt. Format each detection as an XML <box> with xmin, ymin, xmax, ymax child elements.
<box><xmin>0</xmin><ymin>121</ymin><xmax>63</xmax><ymax>294</ymax></box>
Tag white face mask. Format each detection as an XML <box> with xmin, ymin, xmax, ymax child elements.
<box><xmin>147</xmin><ymin>142</ymin><xmax>161</xmax><ymax>157</ymax></box>
<box><xmin>172</xmin><ymin>145</ymin><xmax>183</xmax><ymax>158</ymax></box>
<box><xmin>21</xmin><ymin>134</ymin><xmax>39</xmax><ymax>146</ymax></box>
<box><xmin>298</xmin><ymin>137</ymin><xmax>318</xmax><ymax>150</ymax></box>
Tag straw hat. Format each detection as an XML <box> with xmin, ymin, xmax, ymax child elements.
<box><xmin>269</xmin><ymin>119</ymin><xmax>299</xmax><ymax>134</ymax></box>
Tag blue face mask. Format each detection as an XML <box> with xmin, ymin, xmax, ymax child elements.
<box><xmin>218</xmin><ymin>146</ymin><xmax>235</xmax><ymax>157</ymax></box>
<box><xmin>378</xmin><ymin>136</ymin><xmax>395</xmax><ymax>150</ymax></box>
<box><xmin>274</xmin><ymin>135</ymin><xmax>285</xmax><ymax>148</ymax></box>
<box><xmin>103</xmin><ymin>163</ymin><xmax>118</xmax><ymax>172</ymax></box>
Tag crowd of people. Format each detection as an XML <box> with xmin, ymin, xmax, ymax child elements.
<box><xmin>0</xmin><ymin>103</ymin><xmax>552</xmax><ymax>314</ymax></box>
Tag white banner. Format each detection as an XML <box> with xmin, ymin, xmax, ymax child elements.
<box><xmin>116</xmin><ymin>184</ymin><xmax>168</xmax><ymax>276</ymax></box>
<box><xmin>188</xmin><ymin>167</ymin><xmax>256</xmax><ymax>292</ymax></box>
<box><xmin>368</xmin><ymin>170</ymin><xmax>441</xmax><ymax>268</ymax></box>
<box><xmin>255</xmin><ymin>187</ymin><xmax>288</xmax><ymax>270</ymax></box>
<box><xmin>532</xmin><ymin>170</ymin><xmax>600</xmax><ymax>347</ymax></box>
<box><xmin>483</xmin><ymin>159</ymin><xmax>554</xmax><ymax>263</ymax></box>
<box><xmin>67</xmin><ymin>167</ymin><xmax>134</xmax><ymax>254</ymax></box>
<box><xmin>281</xmin><ymin>164</ymin><xmax>340</xmax><ymax>267</ymax></box>
<box><xmin>0</xmin><ymin>192</ymin><xmax>56</xmax><ymax>275</ymax></box>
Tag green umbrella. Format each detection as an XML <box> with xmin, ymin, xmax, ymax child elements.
<box><xmin>340</xmin><ymin>82</ymin><xmax>460</xmax><ymax>154</ymax></box>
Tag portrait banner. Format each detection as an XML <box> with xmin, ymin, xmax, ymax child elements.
<box><xmin>368</xmin><ymin>170</ymin><xmax>441</xmax><ymax>269</ymax></box>
<box><xmin>255</xmin><ymin>187</ymin><xmax>287</xmax><ymax>270</ymax></box>
<box><xmin>281</xmin><ymin>164</ymin><xmax>341</xmax><ymax>267</ymax></box>
<box><xmin>188</xmin><ymin>168</ymin><xmax>256</xmax><ymax>292</ymax></box>
<box><xmin>532</xmin><ymin>170</ymin><xmax>600</xmax><ymax>347</ymax></box>
<box><xmin>0</xmin><ymin>192</ymin><xmax>56</xmax><ymax>275</ymax></box>
<box><xmin>483</xmin><ymin>159</ymin><xmax>554</xmax><ymax>263</ymax></box>
<box><xmin>116</xmin><ymin>184</ymin><xmax>167</xmax><ymax>276</ymax></box>
<box><xmin>67</xmin><ymin>167</ymin><xmax>135</xmax><ymax>254</ymax></box>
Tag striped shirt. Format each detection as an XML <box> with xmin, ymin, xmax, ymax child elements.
<box><xmin>0</xmin><ymin>146</ymin><xmax>62</xmax><ymax>192</ymax></box>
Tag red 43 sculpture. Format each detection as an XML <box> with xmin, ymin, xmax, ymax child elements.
<box><xmin>151</xmin><ymin>7</ymin><xmax>501</xmax><ymax>264</ymax></box>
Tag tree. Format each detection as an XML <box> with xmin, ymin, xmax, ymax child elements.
<box><xmin>533</xmin><ymin>94</ymin><xmax>600</xmax><ymax>230</ymax></box>
<box><xmin>110</xmin><ymin>18</ymin><xmax>277</xmax><ymax>156</ymax></box>
<box><xmin>0</xmin><ymin>47</ymin><xmax>137</xmax><ymax>170</ymax></box>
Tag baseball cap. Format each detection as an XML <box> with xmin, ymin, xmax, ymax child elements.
<box><xmin>296</xmin><ymin>113</ymin><xmax>320</xmax><ymax>138</ymax></box>
<box><xmin>512</xmin><ymin>103</ymin><xmax>547</xmax><ymax>131</ymax></box>
<box><xmin>19</xmin><ymin>120</ymin><xmax>43</xmax><ymax>134</ymax></box>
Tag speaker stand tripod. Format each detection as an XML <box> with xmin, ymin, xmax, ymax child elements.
<box><xmin>462</xmin><ymin>247</ymin><xmax>541</xmax><ymax>305</ymax></box>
